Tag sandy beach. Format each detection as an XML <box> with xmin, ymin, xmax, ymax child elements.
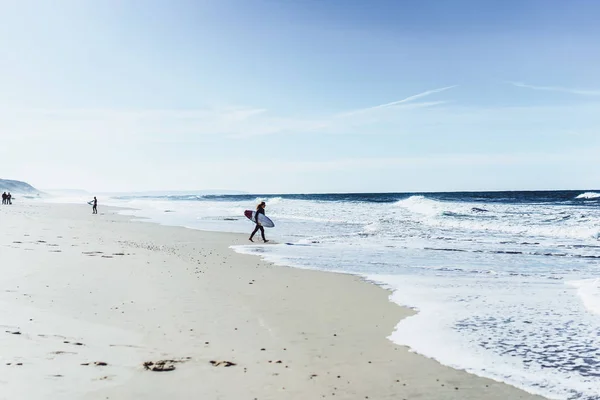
<box><xmin>0</xmin><ymin>202</ymin><xmax>547</xmax><ymax>399</ymax></box>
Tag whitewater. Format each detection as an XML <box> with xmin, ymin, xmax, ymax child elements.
<box><xmin>47</xmin><ymin>190</ymin><xmax>600</xmax><ymax>399</ymax></box>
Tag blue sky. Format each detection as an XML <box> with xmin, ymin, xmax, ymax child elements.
<box><xmin>1</xmin><ymin>0</ymin><xmax>599</xmax><ymax>193</ymax></box>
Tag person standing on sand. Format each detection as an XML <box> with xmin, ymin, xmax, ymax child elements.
<box><xmin>92</xmin><ymin>197</ymin><xmax>97</xmax><ymax>214</ymax></box>
<box><xmin>7</xmin><ymin>192</ymin><xmax>12</xmax><ymax>205</ymax></box>
<box><xmin>2</xmin><ymin>192</ymin><xmax>6</xmax><ymax>205</ymax></box>
<box><xmin>249</xmin><ymin>201</ymin><xmax>269</xmax><ymax>243</ymax></box>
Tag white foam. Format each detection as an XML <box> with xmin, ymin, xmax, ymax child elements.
<box><xmin>394</xmin><ymin>196</ymin><xmax>600</xmax><ymax>241</ymax></box>
<box><xmin>371</xmin><ymin>274</ymin><xmax>600</xmax><ymax>400</ymax></box>
<box><xmin>394</xmin><ymin>195</ymin><xmax>449</xmax><ymax>217</ymax></box>
<box><xmin>253</xmin><ymin>196</ymin><xmax>283</xmax><ymax>205</ymax></box>
<box><xmin>576</xmin><ymin>192</ymin><xmax>600</xmax><ymax>199</ymax></box>
<box><xmin>566</xmin><ymin>278</ymin><xmax>600</xmax><ymax>316</ymax></box>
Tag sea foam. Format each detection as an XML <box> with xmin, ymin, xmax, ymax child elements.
<box><xmin>576</xmin><ymin>192</ymin><xmax>600</xmax><ymax>199</ymax></box>
<box><xmin>566</xmin><ymin>278</ymin><xmax>600</xmax><ymax>316</ymax></box>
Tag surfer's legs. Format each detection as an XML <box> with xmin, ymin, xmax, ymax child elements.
<box><xmin>249</xmin><ymin>225</ymin><xmax>267</xmax><ymax>242</ymax></box>
<box><xmin>93</xmin><ymin>206</ymin><xmax>97</xmax><ymax>214</ymax></box>
<box><xmin>250</xmin><ymin>225</ymin><xmax>260</xmax><ymax>241</ymax></box>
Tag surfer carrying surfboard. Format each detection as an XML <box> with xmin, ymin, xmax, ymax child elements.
<box><xmin>249</xmin><ymin>201</ymin><xmax>269</xmax><ymax>243</ymax></box>
<box><xmin>90</xmin><ymin>197</ymin><xmax>97</xmax><ymax>214</ymax></box>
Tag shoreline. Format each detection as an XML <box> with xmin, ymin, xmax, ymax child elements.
<box><xmin>0</xmin><ymin>201</ymin><xmax>547</xmax><ymax>399</ymax></box>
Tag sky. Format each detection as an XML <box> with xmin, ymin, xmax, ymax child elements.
<box><xmin>1</xmin><ymin>0</ymin><xmax>599</xmax><ymax>194</ymax></box>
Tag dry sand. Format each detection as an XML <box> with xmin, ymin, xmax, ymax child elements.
<box><xmin>0</xmin><ymin>202</ymin><xmax>547</xmax><ymax>399</ymax></box>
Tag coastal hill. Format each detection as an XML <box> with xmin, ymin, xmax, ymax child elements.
<box><xmin>0</xmin><ymin>178</ymin><xmax>41</xmax><ymax>195</ymax></box>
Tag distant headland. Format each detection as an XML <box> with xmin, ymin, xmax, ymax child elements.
<box><xmin>0</xmin><ymin>178</ymin><xmax>42</xmax><ymax>195</ymax></box>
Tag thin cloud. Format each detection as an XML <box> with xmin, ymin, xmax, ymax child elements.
<box><xmin>0</xmin><ymin>85</ymin><xmax>459</xmax><ymax>140</ymax></box>
<box><xmin>509</xmin><ymin>82</ymin><xmax>600</xmax><ymax>96</ymax></box>
<box><xmin>338</xmin><ymin>85</ymin><xmax>457</xmax><ymax>117</ymax></box>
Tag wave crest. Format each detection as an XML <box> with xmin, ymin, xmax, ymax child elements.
<box><xmin>394</xmin><ymin>195</ymin><xmax>442</xmax><ymax>217</ymax></box>
<box><xmin>575</xmin><ymin>192</ymin><xmax>600</xmax><ymax>199</ymax></box>
<box><xmin>253</xmin><ymin>196</ymin><xmax>283</xmax><ymax>205</ymax></box>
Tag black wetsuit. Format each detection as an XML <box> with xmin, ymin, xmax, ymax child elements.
<box><xmin>92</xmin><ymin>199</ymin><xmax>97</xmax><ymax>214</ymax></box>
<box><xmin>250</xmin><ymin>208</ymin><xmax>266</xmax><ymax>241</ymax></box>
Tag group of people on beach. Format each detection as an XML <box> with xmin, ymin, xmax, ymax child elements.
<box><xmin>2</xmin><ymin>192</ymin><xmax>12</xmax><ymax>205</ymax></box>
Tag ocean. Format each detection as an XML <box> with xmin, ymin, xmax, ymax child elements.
<box><xmin>57</xmin><ymin>190</ymin><xmax>600</xmax><ymax>399</ymax></box>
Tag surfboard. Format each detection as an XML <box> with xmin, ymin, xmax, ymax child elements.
<box><xmin>87</xmin><ymin>201</ymin><xmax>93</xmax><ymax>205</ymax></box>
<box><xmin>244</xmin><ymin>210</ymin><xmax>275</xmax><ymax>228</ymax></box>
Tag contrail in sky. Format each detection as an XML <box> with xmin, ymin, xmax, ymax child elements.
<box><xmin>509</xmin><ymin>81</ymin><xmax>600</xmax><ymax>96</ymax></box>
<box><xmin>339</xmin><ymin>85</ymin><xmax>457</xmax><ymax>117</ymax></box>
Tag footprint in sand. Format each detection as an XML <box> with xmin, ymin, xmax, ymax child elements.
<box><xmin>81</xmin><ymin>361</ymin><xmax>108</xmax><ymax>366</ymax></box>
<box><xmin>82</xmin><ymin>251</ymin><xmax>104</xmax><ymax>257</ymax></box>
<box><xmin>109</xmin><ymin>344</ymin><xmax>144</xmax><ymax>349</ymax></box>
<box><xmin>50</xmin><ymin>351</ymin><xmax>77</xmax><ymax>355</ymax></box>
<box><xmin>38</xmin><ymin>334</ymin><xmax>67</xmax><ymax>339</ymax></box>
<box><xmin>63</xmin><ymin>341</ymin><xmax>84</xmax><ymax>346</ymax></box>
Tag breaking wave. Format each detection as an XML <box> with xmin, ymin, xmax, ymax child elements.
<box><xmin>576</xmin><ymin>192</ymin><xmax>600</xmax><ymax>200</ymax></box>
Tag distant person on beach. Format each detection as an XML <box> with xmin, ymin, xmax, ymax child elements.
<box><xmin>7</xmin><ymin>192</ymin><xmax>12</xmax><ymax>205</ymax></box>
<box><xmin>92</xmin><ymin>197</ymin><xmax>97</xmax><ymax>214</ymax></box>
<box><xmin>249</xmin><ymin>201</ymin><xmax>269</xmax><ymax>243</ymax></box>
<box><xmin>1</xmin><ymin>192</ymin><xmax>6</xmax><ymax>205</ymax></box>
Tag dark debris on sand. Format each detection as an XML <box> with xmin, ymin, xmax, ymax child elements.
<box><xmin>209</xmin><ymin>360</ymin><xmax>237</xmax><ymax>367</ymax></box>
<box><xmin>143</xmin><ymin>357</ymin><xmax>191</xmax><ymax>372</ymax></box>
